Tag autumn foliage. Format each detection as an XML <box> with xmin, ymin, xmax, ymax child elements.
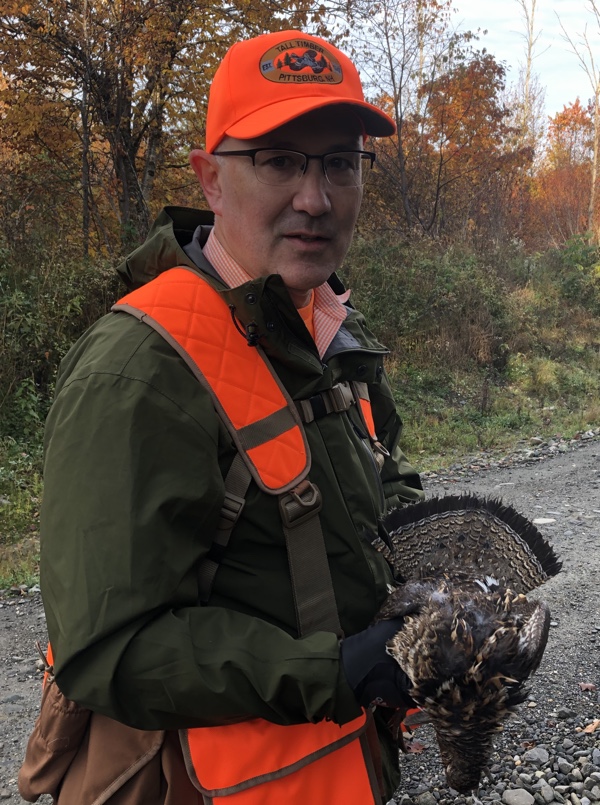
<box><xmin>1</xmin><ymin>0</ymin><xmax>600</xmax><ymax>440</ymax></box>
<box><xmin>1</xmin><ymin>1</ymin><xmax>597</xmax><ymax>253</ymax></box>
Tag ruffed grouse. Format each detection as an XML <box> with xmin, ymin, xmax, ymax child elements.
<box><xmin>371</xmin><ymin>495</ymin><xmax>562</xmax><ymax>794</ymax></box>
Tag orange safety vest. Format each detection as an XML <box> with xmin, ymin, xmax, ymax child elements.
<box><xmin>113</xmin><ymin>266</ymin><xmax>384</xmax><ymax>804</ymax></box>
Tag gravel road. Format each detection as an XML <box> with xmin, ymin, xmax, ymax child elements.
<box><xmin>1</xmin><ymin>435</ymin><xmax>599</xmax><ymax>804</ymax></box>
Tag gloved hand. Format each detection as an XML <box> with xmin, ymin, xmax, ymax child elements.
<box><xmin>340</xmin><ymin>618</ymin><xmax>411</xmax><ymax>709</ymax></box>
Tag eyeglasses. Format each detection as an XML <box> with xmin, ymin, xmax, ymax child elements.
<box><xmin>212</xmin><ymin>148</ymin><xmax>376</xmax><ymax>187</ymax></box>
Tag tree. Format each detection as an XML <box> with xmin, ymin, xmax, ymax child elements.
<box><xmin>559</xmin><ymin>0</ymin><xmax>600</xmax><ymax>240</ymax></box>
<box><xmin>415</xmin><ymin>52</ymin><xmax>532</xmax><ymax>239</ymax></box>
<box><xmin>343</xmin><ymin>0</ymin><xmax>530</xmax><ymax>241</ymax></box>
<box><xmin>530</xmin><ymin>100</ymin><xmax>593</xmax><ymax>245</ymax></box>
<box><xmin>512</xmin><ymin>0</ymin><xmax>546</xmax><ymax>157</ymax></box>
<box><xmin>341</xmin><ymin>0</ymin><xmax>457</xmax><ymax>232</ymax></box>
<box><xmin>547</xmin><ymin>99</ymin><xmax>593</xmax><ymax>169</ymax></box>
<box><xmin>0</xmin><ymin>1</ymin><xmax>318</xmax><ymax>253</ymax></box>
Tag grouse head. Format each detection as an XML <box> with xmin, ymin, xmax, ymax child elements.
<box><xmin>371</xmin><ymin>495</ymin><xmax>561</xmax><ymax>794</ymax></box>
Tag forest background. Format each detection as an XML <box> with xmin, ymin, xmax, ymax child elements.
<box><xmin>1</xmin><ymin>0</ymin><xmax>600</xmax><ymax>585</ymax></box>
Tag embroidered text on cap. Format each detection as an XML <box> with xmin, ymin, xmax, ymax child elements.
<box><xmin>260</xmin><ymin>38</ymin><xmax>343</xmax><ymax>85</ymax></box>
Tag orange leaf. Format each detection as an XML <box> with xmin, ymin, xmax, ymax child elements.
<box><xmin>579</xmin><ymin>682</ymin><xmax>597</xmax><ymax>691</ymax></box>
<box><xmin>406</xmin><ymin>740</ymin><xmax>428</xmax><ymax>754</ymax></box>
<box><xmin>582</xmin><ymin>719</ymin><xmax>600</xmax><ymax>734</ymax></box>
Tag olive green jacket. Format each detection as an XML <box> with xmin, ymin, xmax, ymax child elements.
<box><xmin>41</xmin><ymin>206</ymin><xmax>423</xmax><ymax>757</ymax></box>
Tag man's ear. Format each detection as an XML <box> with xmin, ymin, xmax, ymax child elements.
<box><xmin>189</xmin><ymin>150</ymin><xmax>223</xmax><ymax>215</ymax></box>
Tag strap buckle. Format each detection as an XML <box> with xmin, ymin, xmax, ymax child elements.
<box><xmin>219</xmin><ymin>490</ymin><xmax>246</xmax><ymax>529</ymax></box>
<box><xmin>296</xmin><ymin>382</ymin><xmax>355</xmax><ymax>424</ymax></box>
<box><xmin>327</xmin><ymin>382</ymin><xmax>355</xmax><ymax>413</ymax></box>
<box><xmin>279</xmin><ymin>480</ymin><xmax>322</xmax><ymax>529</ymax></box>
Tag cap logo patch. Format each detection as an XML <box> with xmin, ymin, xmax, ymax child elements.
<box><xmin>260</xmin><ymin>38</ymin><xmax>343</xmax><ymax>84</ymax></box>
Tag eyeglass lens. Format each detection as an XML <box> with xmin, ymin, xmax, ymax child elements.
<box><xmin>253</xmin><ymin>150</ymin><xmax>372</xmax><ymax>187</ymax></box>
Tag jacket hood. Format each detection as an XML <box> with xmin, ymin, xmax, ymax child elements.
<box><xmin>116</xmin><ymin>207</ymin><xmax>215</xmax><ymax>291</ymax></box>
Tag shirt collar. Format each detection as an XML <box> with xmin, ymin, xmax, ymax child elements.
<box><xmin>200</xmin><ymin>229</ymin><xmax>350</xmax><ymax>359</ymax></box>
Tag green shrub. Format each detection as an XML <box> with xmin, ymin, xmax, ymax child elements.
<box><xmin>544</xmin><ymin>235</ymin><xmax>600</xmax><ymax>314</ymax></box>
<box><xmin>342</xmin><ymin>236</ymin><xmax>510</xmax><ymax>370</ymax></box>
<box><xmin>0</xmin><ymin>437</ymin><xmax>42</xmax><ymax>588</ymax></box>
<box><xmin>0</xmin><ymin>248</ymin><xmax>120</xmax><ymax>439</ymax></box>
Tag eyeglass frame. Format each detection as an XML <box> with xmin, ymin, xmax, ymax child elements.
<box><xmin>211</xmin><ymin>148</ymin><xmax>376</xmax><ymax>187</ymax></box>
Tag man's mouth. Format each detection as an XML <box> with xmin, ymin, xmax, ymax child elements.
<box><xmin>286</xmin><ymin>233</ymin><xmax>329</xmax><ymax>242</ymax></box>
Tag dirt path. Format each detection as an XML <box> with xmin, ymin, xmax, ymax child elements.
<box><xmin>1</xmin><ymin>438</ymin><xmax>599</xmax><ymax>803</ymax></box>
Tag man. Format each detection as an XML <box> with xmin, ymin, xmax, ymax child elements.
<box><xmin>20</xmin><ymin>29</ymin><xmax>424</xmax><ymax>805</ymax></box>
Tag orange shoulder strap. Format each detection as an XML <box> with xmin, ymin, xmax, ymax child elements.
<box><xmin>113</xmin><ymin>266</ymin><xmax>310</xmax><ymax>493</ymax></box>
<box><xmin>113</xmin><ymin>266</ymin><xmax>341</xmax><ymax>638</ymax></box>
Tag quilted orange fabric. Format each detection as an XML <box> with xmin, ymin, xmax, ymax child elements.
<box><xmin>115</xmin><ymin>268</ymin><xmax>308</xmax><ymax>491</ymax></box>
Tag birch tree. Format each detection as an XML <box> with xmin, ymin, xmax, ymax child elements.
<box><xmin>559</xmin><ymin>1</ymin><xmax>600</xmax><ymax>240</ymax></box>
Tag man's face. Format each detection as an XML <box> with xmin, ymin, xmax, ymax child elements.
<box><xmin>192</xmin><ymin>107</ymin><xmax>365</xmax><ymax>305</ymax></box>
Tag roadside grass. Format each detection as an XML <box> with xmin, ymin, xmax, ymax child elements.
<box><xmin>0</xmin><ymin>438</ymin><xmax>42</xmax><ymax>589</ymax></box>
<box><xmin>389</xmin><ymin>359</ymin><xmax>600</xmax><ymax>472</ymax></box>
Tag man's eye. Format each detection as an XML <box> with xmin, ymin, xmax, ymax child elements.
<box><xmin>328</xmin><ymin>156</ymin><xmax>355</xmax><ymax>171</ymax></box>
<box><xmin>263</xmin><ymin>153</ymin><xmax>297</xmax><ymax>170</ymax></box>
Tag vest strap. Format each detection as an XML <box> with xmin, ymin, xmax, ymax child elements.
<box><xmin>197</xmin><ymin>453</ymin><xmax>251</xmax><ymax>605</ymax></box>
<box><xmin>238</xmin><ymin>407</ymin><xmax>297</xmax><ymax>452</ymax></box>
<box><xmin>280</xmin><ymin>480</ymin><xmax>342</xmax><ymax>637</ymax></box>
<box><xmin>296</xmin><ymin>381</ymin><xmax>355</xmax><ymax>424</ymax></box>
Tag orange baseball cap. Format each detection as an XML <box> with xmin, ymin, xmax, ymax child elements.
<box><xmin>205</xmin><ymin>30</ymin><xmax>396</xmax><ymax>152</ymax></box>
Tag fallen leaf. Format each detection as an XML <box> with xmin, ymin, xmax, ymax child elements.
<box><xmin>406</xmin><ymin>740</ymin><xmax>428</xmax><ymax>754</ymax></box>
<box><xmin>579</xmin><ymin>682</ymin><xmax>597</xmax><ymax>691</ymax></box>
<box><xmin>582</xmin><ymin>719</ymin><xmax>600</xmax><ymax>734</ymax></box>
<box><xmin>521</xmin><ymin>741</ymin><xmax>536</xmax><ymax>749</ymax></box>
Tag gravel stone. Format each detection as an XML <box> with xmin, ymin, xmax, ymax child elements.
<box><xmin>558</xmin><ymin>709</ymin><xmax>578</xmax><ymax>720</ymax></box>
<box><xmin>416</xmin><ymin>794</ymin><xmax>438</xmax><ymax>805</ymax></box>
<box><xmin>540</xmin><ymin>782</ymin><xmax>556</xmax><ymax>802</ymax></box>
<box><xmin>503</xmin><ymin>791</ymin><xmax>536</xmax><ymax>805</ymax></box>
<box><xmin>571</xmin><ymin>771</ymin><xmax>585</xmax><ymax>783</ymax></box>
<box><xmin>526</xmin><ymin>749</ymin><xmax>551</xmax><ymax>766</ymax></box>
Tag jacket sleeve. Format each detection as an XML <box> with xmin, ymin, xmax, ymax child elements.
<box><xmin>369</xmin><ymin>369</ymin><xmax>424</xmax><ymax>510</ymax></box>
<box><xmin>41</xmin><ymin>359</ymin><xmax>360</xmax><ymax>731</ymax></box>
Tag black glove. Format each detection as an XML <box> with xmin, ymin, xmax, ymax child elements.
<box><xmin>340</xmin><ymin>618</ymin><xmax>411</xmax><ymax>709</ymax></box>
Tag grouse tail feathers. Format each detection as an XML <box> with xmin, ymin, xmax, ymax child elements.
<box><xmin>373</xmin><ymin>494</ymin><xmax>562</xmax><ymax>593</ymax></box>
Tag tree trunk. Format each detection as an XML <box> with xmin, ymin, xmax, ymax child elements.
<box><xmin>81</xmin><ymin>85</ymin><xmax>90</xmax><ymax>259</ymax></box>
<box><xmin>589</xmin><ymin>88</ymin><xmax>600</xmax><ymax>241</ymax></box>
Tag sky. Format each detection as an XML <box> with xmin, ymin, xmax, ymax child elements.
<box><xmin>451</xmin><ymin>0</ymin><xmax>600</xmax><ymax>118</ymax></box>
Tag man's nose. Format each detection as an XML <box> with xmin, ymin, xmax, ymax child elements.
<box><xmin>291</xmin><ymin>158</ymin><xmax>332</xmax><ymax>216</ymax></box>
